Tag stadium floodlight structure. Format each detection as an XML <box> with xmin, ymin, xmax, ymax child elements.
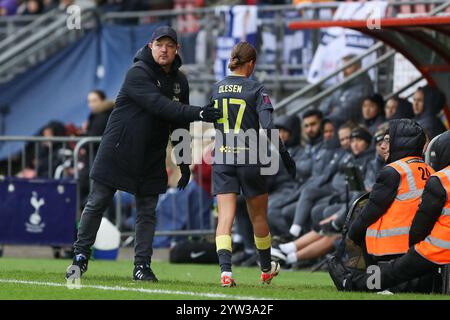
<box><xmin>288</xmin><ymin>11</ymin><xmax>450</xmax><ymax>125</ymax></box>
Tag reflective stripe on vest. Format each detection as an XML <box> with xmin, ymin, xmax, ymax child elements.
<box><xmin>415</xmin><ymin>167</ymin><xmax>450</xmax><ymax>265</ymax></box>
<box><xmin>366</xmin><ymin>157</ymin><xmax>432</xmax><ymax>256</ymax></box>
<box><xmin>443</xmin><ymin>208</ymin><xmax>450</xmax><ymax>216</ymax></box>
<box><xmin>366</xmin><ymin>227</ymin><xmax>410</xmax><ymax>238</ymax></box>
<box><xmin>424</xmin><ymin>236</ymin><xmax>450</xmax><ymax>250</ymax></box>
<box><xmin>395</xmin><ymin>160</ymin><xmax>423</xmax><ymax>201</ymax></box>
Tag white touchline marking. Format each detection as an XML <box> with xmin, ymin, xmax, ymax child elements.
<box><xmin>0</xmin><ymin>279</ymin><xmax>276</xmax><ymax>300</ymax></box>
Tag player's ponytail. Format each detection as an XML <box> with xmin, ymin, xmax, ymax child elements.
<box><xmin>228</xmin><ymin>41</ymin><xmax>257</xmax><ymax>71</ymax></box>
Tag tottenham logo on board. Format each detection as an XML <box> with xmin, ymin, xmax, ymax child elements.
<box><xmin>25</xmin><ymin>191</ymin><xmax>46</xmax><ymax>233</ymax></box>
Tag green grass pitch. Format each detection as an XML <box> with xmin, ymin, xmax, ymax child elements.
<box><xmin>0</xmin><ymin>257</ymin><xmax>449</xmax><ymax>300</ymax></box>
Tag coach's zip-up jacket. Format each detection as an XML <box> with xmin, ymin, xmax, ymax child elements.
<box><xmin>90</xmin><ymin>45</ymin><xmax>193</xmax><ymax>195</ymax></box>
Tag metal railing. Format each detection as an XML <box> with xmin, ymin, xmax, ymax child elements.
<box><xmin>1</xmin><ymin>1</ymin><xmax>448</xmax><ymax>92</ymax></box>
<box><xmin>0</xmin><ymin>8</ymin><xmax>98</xmax><ymax>83</ymax></box>
<box><xmin>0</xmin><ymin>135</ymin><xmax>215</xmax><ymax>241</ymax></box>
<box><xmin>0</xmin><ymin>15</ymin><xmax>37</xmax><ymax>41</ymax></box>
<box><xmin>274</xmin><ymin>0</ymin><xmax>450</xmax><ymax>116</ymax></box>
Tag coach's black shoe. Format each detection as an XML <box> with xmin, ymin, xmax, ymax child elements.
<box><xmin>328</xmin><ymin>256</ymin><xmax>352</xmax><ymax>291</ymax></box>
<box><xmin>133</xmin><ymin>264</ymin><xmax>159</xmax><ymax>282</ymax></box>
<box><xmin>65</xmin><ymin>253</ymin><xmax>88</xmax><ymax>279</ymax></box>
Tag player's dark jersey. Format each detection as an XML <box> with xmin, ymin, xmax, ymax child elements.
<box><xmin>211</xmin><ymin>75</ymin><xmax>274</xmax><ymax>166</ymax></box>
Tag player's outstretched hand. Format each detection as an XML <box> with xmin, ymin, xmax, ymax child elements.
<box><xmin>177</xmin><ymin>164</ymin><xmax>191</xmax><ymax>190</ymax></box>
<box><xmin>281</xmin><ymin>150</ymin><xmax>296</xmax><ymax>179</ymax></box>
<box><xmin>199</xmin><ymin>101</ymin><xmax>222</xmax><ymax>122</ymax></box>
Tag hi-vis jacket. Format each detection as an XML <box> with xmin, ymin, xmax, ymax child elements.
<box><xmin>415</xmin><ymin>167</ymin><xmax>450</xmax><ymax>264</ymax></box>
<box><xmin>365</xmin><ymin>157</ymin><xmax>434</xmax><ymax>256</ymax></box>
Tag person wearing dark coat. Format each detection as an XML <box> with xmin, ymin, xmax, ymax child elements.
<box><xmin>329</xmin><ymin>130</ymin><xmax>450</xmax><ymax>293</ymax></box>
<box><xmin>360</xmin><ymin>93</ymin><xmax>386</xmax><ymax>135</ymax></box>
<box><xmin>271</xmin><ymin>127</ymin><xmax>373</xmax><ymax>265</ymax></box>
<box><xmin>319</xmin><ymin>54</ymin><xmax>374</xmax><ymax>128</ymax></box>
<box><xmin>78</xmin><ymin>90</ymin><xmax>115</xmax><ymax>206</ymax></box>
<box><xmin>347</xmin><ymin>119</ymin><xmax>427</xmax><ymax>263</ymax></box>
<box><xmin>34</xmin><ymin>120</ymin><xmax>67</xmax><ymax>178</ymax></box>
<box><xmin>364</xmin><ymin>125</ymin><xmax>388</xmax><ymax>191</ymax></box>
<box><xmin>385</xmin><ymin>97</ymin><xmax>414</xmax><ymax>120</ymax></box>
<box><xmin>268</xmin><ymin>110</ymin><xmax>334</xmax><ymax>238</ymax></box>
<box><xmin>413</xmin><ymin>86</ymin><xmax>447</xmax><ymax>140</ymax></box>
<box><xmin>68</xmin><ymin>26</ymin><xmax>221</xmax><ymax>282</ymax></box>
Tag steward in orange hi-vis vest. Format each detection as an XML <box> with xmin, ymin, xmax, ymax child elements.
<box><xmin>329</xmin><ymin>131</ymin><xmax>450</xmax><ymax>293</ymax></box>
<box><xmin>365</xmin><ymin>156</ymin><xmax>435</xmax><ymax>256</ymax></box>
<box><xmin>415</xmin><ymin>167</ymin><xmax>450</xmax><ymax>264</ymax></box>
<box><xmin>348</xmin><ymin>119</ymin><xmax>428</xmax><ymax>263</ymax></box>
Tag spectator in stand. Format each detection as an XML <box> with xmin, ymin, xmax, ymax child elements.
<box><xmin>319</xmin><ymin>54</ymin><xmax>374</xmax><ymax>128</ymax></box>
<box><xmin>36</xmin><ymin>120</ymin><xmax>67</xmax><ymax>178</ymax></box>
<box><xmin>42</xmin><ymin>0</ymin><xmax>58</xmax><ymax>11</ymax></box>
<box><xmin>384</xmin><ymin>96</ymin><xmax>414</xmax><ymax>120</ymax></box>
<box><xmin>0</xmin><ymin>0</ymin><xmax>17</xmax><ymax>15</ymax></box>
<box><xmin>268</xmin><ymin>110</ymin><xmax>333</xmax><ymax>239</ymax></box>
<box><xmin>78</xmin><ymin>89</ymin><xmax>114</xmax><ymax>206</ymax></box>
<box><xmin>413</xmin><ymin>86</ymin><xmax>447</xmax><ymax>140</ymax></box>
<box><xmin>360</xmin><ymin>93</ymin><xmax>385</xmax><ymax>135</ymax></box>
<box><xmin>322</xmin><ymin>118</ymin><xmax>337</xmax><ymax>144</ymax></box>
<box><xmin>83</xmin><ymin>90</ymin><xmax>114</xmax><ymax>138</ymax></box>
<box><xmin>364</xmin><ymin>124</ymin><xmax>388</xmax><ymax>191</ymax></box>
<box><xmin>272</xmin><ymin>126</ymin><xmax>373</xmax><ymax>267</ymax></box>
<box><xmin>18</xmin><ymin>0</ymin><xmax>44</xmax><ymax>14</ymax></box>
<box><xmin>286</xmin><ymin>119</ymin><xmax>343</xmax><ymax>238</ymax></box>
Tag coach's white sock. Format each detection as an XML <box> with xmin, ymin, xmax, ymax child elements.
<box><xmin>221</xmin><ymin>271</ymin><xmax>232</xmax><ymax>278</ymax></box>
<box><xmin>279</xmin><ymin>242</ymin><xmax>297</xmax><ymax>254</ymax></box>
<box><xmin>289</xmin><ymin>224</ymin><xmax>302</xmax><ymax>237</ymax></box>
<box><xmin>286</xmin><ymin>252</ymin><xmax>298</xmax><ymax>265</ymax></box>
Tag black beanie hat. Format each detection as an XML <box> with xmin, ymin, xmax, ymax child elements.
<box><xmin>351</xmin><ymin>127</ymin><xmax>372</xmax><ymax>145</ymax></box>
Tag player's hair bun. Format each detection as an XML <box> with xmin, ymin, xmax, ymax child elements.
<box><xmin>227</xmin><ymin>42</ymin><xmax>257</xmax><ymax>71</ymax></box>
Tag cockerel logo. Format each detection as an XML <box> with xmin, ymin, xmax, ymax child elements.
<box><xmin>25</xmin><ymin>191</ymin><xmax>46</xmax><ymax>233</ymax></box>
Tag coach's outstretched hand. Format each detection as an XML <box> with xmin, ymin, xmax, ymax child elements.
<box><xmin>177</xmin><ymin>164</ymin><xmax>191</xmax><ymax>190</ymax></box>
<box><xmin>199</xmin><ymin>101</ymin><xmax>222</xmax><ymax>122</ymax></box>
<box><xmin>281</xmin><ymin>150</ymin><xmax>296</xmax><ymax>179</ymax></box>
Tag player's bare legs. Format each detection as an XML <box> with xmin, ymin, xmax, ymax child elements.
<box><xmin>246</xmin><ymin>193</ymin><xmax>280</xmax><ymax>284</ymax></box>
<box><xmin>216</xmin><ymin>193</ymin><xmax>237</xmax><ymax>287</ymax></box>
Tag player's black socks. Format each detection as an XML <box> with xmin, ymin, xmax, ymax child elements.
<box><xmin>217</xmin><ymin>249</ymin><xmax>232</xmax><ymax>273</ymax></box>
<box><xmin>254</xmin><ymin>233</ymin><xmax>272</xmax><ymax>273</ymax></box>
<box><xmin>258</xmin><ymin>248</ymin><xmax>272</xmax><ymax>273</ymax></box>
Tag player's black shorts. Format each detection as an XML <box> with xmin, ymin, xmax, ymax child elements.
<box><xmin>212</xmin><ymin>165</ymin><xmax>268</xmax><ymax>198</ymax></box>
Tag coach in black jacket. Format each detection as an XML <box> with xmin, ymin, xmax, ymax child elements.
<box><xmin>68</xmin><ymin>26</ymin><xmax>221</xmax><ymax>282</ymax></box>
<box><xmin>347</xmin><ymin>119</ymin><xmax>426</xmax><ymax>263</ymax></box>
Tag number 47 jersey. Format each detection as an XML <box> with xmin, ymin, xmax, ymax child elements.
<box><xmin>210</xmin><ymin>75</ymin><xmax>274</xmax><ymax>166</ymax></box>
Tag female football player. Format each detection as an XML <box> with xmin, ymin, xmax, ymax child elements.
<box><xmin>211</xmin><ymin>41</ymin><xmax>296</xmax><ymax>286</ymax></box>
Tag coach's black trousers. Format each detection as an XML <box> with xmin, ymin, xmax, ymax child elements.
<box><xmin>73</xmin><ymin>180</ymin><xmax>158</xmax><ymax>266</ymax></box>
<box><xmin>348</xmin><ymin>248</ymin><xmax>441</xmax><ymax>293</ymax></box>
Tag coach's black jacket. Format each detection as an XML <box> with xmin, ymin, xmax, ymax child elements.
<box><xmin>90</xmin><ymin>45</ymin><xmax>194</xmax><ymax>195</ymax></box>
<box><xmin>348</xmin><ymin>119</ymin><xmax>427</xmax><ymax>246</ymax></box>
<box><xmin>409</xmin><ymin>131</ymin><xmax>450</xmax><ymax>247</ymax></box>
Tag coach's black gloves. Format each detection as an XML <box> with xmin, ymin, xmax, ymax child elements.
<box><xmin>280</xmin><ymin>150</ymin><xmax>296</xmax><ymax>179</ymax></box>
<box><xmin>198</xmin><ymin>101</ymin><xmax>222</xmax><ymax>122</ymax></box>
<box><xmin>177</xmin><ymin>164</ymin><xmax>191</xmax><ymax>190</ymax></box>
